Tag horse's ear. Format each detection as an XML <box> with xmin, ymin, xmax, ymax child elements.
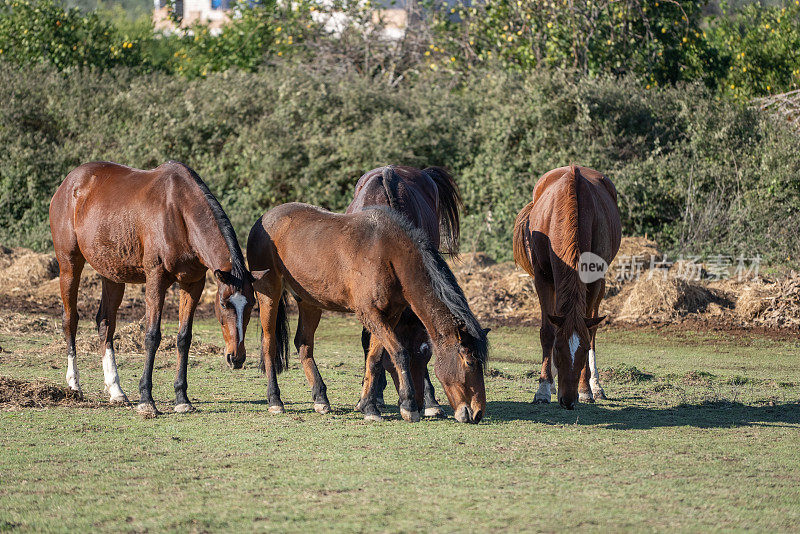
<box><xmin>482</xmin><ymin>327</ymin><xmax>491</xmax><ymax>335</ymax></box>
<box><xmin>214</xmin><ymin>269</ymin><xmax>233</xmax><ymax>285</ymax></box>
<box><xmin>547</xmin><ymin>314</ymin><xmax>565</xmax><ymax>328</ymax></box>
<box><xmin>585</xmin><ymin>316</ymin><xmax>606</xmax><ymax>330</ymax></box>
<box><xmin>250</xmin><ymin>269</ymin><xmax>269</xmax><ymax>282</ymax></box>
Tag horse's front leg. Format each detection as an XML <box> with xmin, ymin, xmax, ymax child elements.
<box><xmin>362</xmin><ymin>313</ymin><xmax>419</xmax><ymax>422</ymax></box>
<box><xmin>295</xmin><ymin>303</ymin><xmax>330</xmax><ymax>414</ymax></box>
<box><xmin>256</xmin><ymin>291</ymin><xmax>285</xmax><ymax>414</ymax></box>
<box><xmin>533</xmin><ymin>273</ymin><xmax>556</xmax><ymax>404</ymax></box>
<box><xmin>174</xmin><ymin>279</ymin><xmax>204</xmax><ymax>413</ymax></box>
<box><xmin>137</xmin><ymin>269</ymin><xmax>171</xmax><ymax>416</ymax></box>
<box><xmin>587</xmin><ymin>279</ymin><xmax>606</xmax><ymax>401</ymax></box>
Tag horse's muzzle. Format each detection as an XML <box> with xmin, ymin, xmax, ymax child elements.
<box><xmin>559</xmin><ymin>397</ymin><xmax>576</xmax><ymax>410</ymax></box>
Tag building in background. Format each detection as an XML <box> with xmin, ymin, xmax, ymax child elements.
<box><xmin>152</xmin><ymin>0</ymin><xmax>460</xmax><ymax>36</ymax></box>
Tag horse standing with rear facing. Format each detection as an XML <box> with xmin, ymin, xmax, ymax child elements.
<box><xmin>247</xmin><ymin>203</ymin><xmax>488</xmax><ymax>423</ymax></box>
<box><xmin>513</xmin><ymin>165</ymin><xmax>621</xmax><ymax>409</ymax></box>
<box><xmin>49</xmin><ymin>161</ymin><xmax>265</xmax><ymax>415</ymax></box>
<box><xmin>346</xmin><ymin>164</ymin><xmax>463</xmax><ymax>418</ymax></box>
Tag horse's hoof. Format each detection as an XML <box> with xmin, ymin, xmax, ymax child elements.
<box><xmin>364</xmin><ymin>413</ymin><xmax>383</xmax><ymax>422</ymax></box>
<box><xmin>579</xmin><ymin>392</ymin><xmax>594</xmax><ymax>404</ymax></box>
<box><xmin>136</xmin><ymin>403</ymin><xmax>160</xmax><ymax>418</ymax></box>
<box><xmin>424</xmin><ymin>406</ymin><xmax>445</xmax><ymax>418</ymax></box>
<box><xmin>592</xmin><ymin>389</ymin><xmax>607</xmax><ymax>401</ymax></box>
<box><xmin>314</xmin><ymin>403</ymin><xmax>331</xmax><ymax>415</ymax></box>
<box><xmin>354</xmin><ymin>399</ymin><xmax>364</xmax><ymax>412</ymax></box>
<box><xmin>268</xmin><ymin>404</ymin><xmax>285</xmax><ymax>414</ymax></box>
<box><xmin>110</xmin><ymin>394</ymin><xmax>130</xmax><ymax>406</ymax></box>
<box><xmin>376</xmin><ymin>397</ymin><xmax>386</xmax><ymax>410</ymax></box>
<box><xmin>532</xmin><ymin>397</ymin><xmax>550</xmax><ymax>404</ymax></box>
<box><xmin>174</xmin><ymin>403</ymin><xmax>195</xmax><ymax>413</ymax></box>
<box><xmin>400</xmin><ymin>408</ymin><xmax>421</xmax><ymax>422</ymax></box>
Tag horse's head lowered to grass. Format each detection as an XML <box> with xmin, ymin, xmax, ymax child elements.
<box><xmin>212</xmin><ymin>268</ymin><xmax>268</xmax><ymax>370</ymax></box>
<box><xmin>433</xmin><ymin>324</ymin><xmax>490</xmax><ymax>423</ymax></box>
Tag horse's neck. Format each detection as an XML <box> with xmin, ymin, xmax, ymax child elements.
<box><xmin>401</xmin><ymin>270</ymin><xmax>461</xmax><ymax>349</ymax></box>
<box><xmin>185</xmin><ymin>212</ymin><xmax>234</xmax><ymax>273</ymax></box>
<box><xmin>553</xmin><ymin>265</ymin><xmax>586</xmax><ymax>319</ymax></box>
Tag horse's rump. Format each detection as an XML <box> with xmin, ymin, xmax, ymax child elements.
<box><xmin>346</xmin><ymin>165</ymin><xmax>462</xmax><ymax>256</ymax></box>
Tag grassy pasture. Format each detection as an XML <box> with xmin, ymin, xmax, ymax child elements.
<box><xmin>1</xmin><ymin>315</ymin><xmax>799</xmax><ymax>532</ymax></box>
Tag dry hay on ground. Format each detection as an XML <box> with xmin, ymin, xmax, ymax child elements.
<box><xmin>735</xmin><ymin>274</ymin><xmax>800</xmax><ymax>328</ymax></box>
<box><xmin>617</xmin><ymin>275</ymin><xmax>723</xmax><ymax>323</ymax></box>
<box><xmin>0</xmin><ymin>376</ymin><xmax>88</xmax><ymax>408</ymax></box>
<box><xmin>0</xmin><ymin>248</ymin><xmax>58</xmax><ymax>291</ymax></box>
<box><xmin>451</xmin><ymin>255</ymin><xmax>540</xmax><ymax>323</ymax></box>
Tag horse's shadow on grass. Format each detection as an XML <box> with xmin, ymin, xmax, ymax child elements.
<box><xmin>486</xmin><ymin>400</ymin><xmax>800</xmax><ymax>429</ymax></box>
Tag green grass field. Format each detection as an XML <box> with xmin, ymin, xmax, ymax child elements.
<box><xmin>1</xmin><ymin>315</ymin><xmax>799</xmax><ymax>532</ymax></box>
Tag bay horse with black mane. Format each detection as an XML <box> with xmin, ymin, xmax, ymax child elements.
<box><xmin>247</xmin><ymin>203</ymin><xmax>488</xmax><ymax>423</ymax></box>
<box><xmin>513</xmin><ymin>165</ymin><xmax>621</xmax><ymax>409</ymax></box>
<box><xmin>49</xmin><ymin>161</ymin><xmax>266</xmax><ymax>415</ymax></box>
<box><xmin>346</xmin><ymin>165</ymin><xmax>463</xmax><ymax>418</ymax></box>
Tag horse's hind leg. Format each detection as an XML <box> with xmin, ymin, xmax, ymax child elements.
<box><xmin>356</xmin><ymin>328</ymin><xmax>386</xmax><ymax>411</ymax></box>
<box><xmin>173</xmin><ymin>279</ymin><xmax>204</xmax><ymax>413</ymax></box>
<box><xmin>422</xmin><ymin>368</ymin><xmax>444</xmax><ymax>418</ymax></box>
<box><xmin>57</xmin><ymin>252</ymin><xmax>85</xmax><ymax>395</ymax></box>
<box><xmin>96</xmin><ymin>277</ymin><xmax>129</xmax><ymax>405</ymax></box>
<box><xmin>295</xmin><ymin>303</ymin><xmax>330</xmax><ymax>414</ymax></box>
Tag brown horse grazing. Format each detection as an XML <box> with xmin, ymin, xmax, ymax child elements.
<box><xmin>49</xmin><ymin>161</ymin><xmax>266</xmax><ymax>415</ymax></box>
<box><xmin>346</xmin><ymin>165</ymin><xmax>463</xmax><ymax>417</ymax></box>
<box><xmin>247</xmin><ymin>203</ymin><xmax>488</xmax><ymax>423</ymax></box>
<box><xmin>513</xmin><ymin>165</ymin><xmax>621</xmax><ymax>409</ymax></box>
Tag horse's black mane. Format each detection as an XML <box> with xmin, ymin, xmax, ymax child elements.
<box><xmin>173</xmin><ymin>161</ymin><xmax>249</xmax><ymax>287</ymax></box>
<box><xmin>368</xmin><ymin>206</ymin><xmax>488</xmax><ymax>365</ymax></box>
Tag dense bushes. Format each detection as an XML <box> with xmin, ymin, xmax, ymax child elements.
<box><xmin>2</xmin><ymin>63</ymin><xmax>798</xmax><ymax>265</ymax></box>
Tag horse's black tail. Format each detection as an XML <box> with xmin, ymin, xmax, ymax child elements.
<box><xmin>423</xmin><ymin>166</ymin><xmax>463</xmax><ymax>258</ymax></box>
<box><xmin>260</xmin><ymin>291</ymin><xmax>290</xmax><ymax>375</ymax></box>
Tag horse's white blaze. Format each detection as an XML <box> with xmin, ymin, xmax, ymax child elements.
<box><xmin>568</xmin><ymin>332</ymin><xmax>580</xmax><ymax>367</ymax></box>
<box><xmin>229</xmin><ymin>292</ymin><xmax>248</xmax><ymax>343</ymax></box>
<box><xmin>66</xmin><ymin>354</ymin><xmax>80</xmax><ymax>391</ymax></box>
<box><xmin>588</xmin><ymin>348</ymin><xmax>602</xmax><ymax>393</ymax></box>
<box><xmin>102</xmin><ymin>347</ymin><xmax>125</xmax><ymax>400</ymax></box>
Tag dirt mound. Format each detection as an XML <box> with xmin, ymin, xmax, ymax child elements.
<box><xmin>0</xmin><ymin>250</ymin><xmax>59</xmax><ymax>290</ymax></box>
<box><xmin>617</xmin><ymin>275</ymin><xmax>725</xmax><ymax>323</ymax></box>
<box><xmin>0</xmin><ymin>376</ymin><xmax>86</xmax><ymax>408</ymax></box>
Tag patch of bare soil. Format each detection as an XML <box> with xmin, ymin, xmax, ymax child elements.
<box><xmin>40</xmin><ymin>317</ymin><xmax>223</xmax><ymax>359</ymax></box>
<box><xmin>0</xmin><ymin>376</ymin><xmax>96</xmax><ymax>409</ymax></box>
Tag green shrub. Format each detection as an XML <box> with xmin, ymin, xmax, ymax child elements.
<box><xmin>2</xmin><ymin>62</ymin><xmax>799</xmax><ymax>266</ymax></box>
<box><xmin>706</xmin><ymin>1</ymin><xmax>800</xmax><ymax>98</ymax></box>
<box><xmin>0</xmin><ymin>0</ymin><xmax>145</xmax><ymax>70</ymax></box>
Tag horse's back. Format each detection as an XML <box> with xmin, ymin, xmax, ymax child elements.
<box><xmin>252</xmin><ymin>203</ymin><xmax>411</xmax><ymax>312</ymax></box>
<box><xmin>519</xmin><ymin>165</ymin><xmax>621</xmax><ymax>271</ymax></box>
<box><xmin>50</xmin><ymin>161</ymin><xmax>198</xmax><ymax>283</ymax></box>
